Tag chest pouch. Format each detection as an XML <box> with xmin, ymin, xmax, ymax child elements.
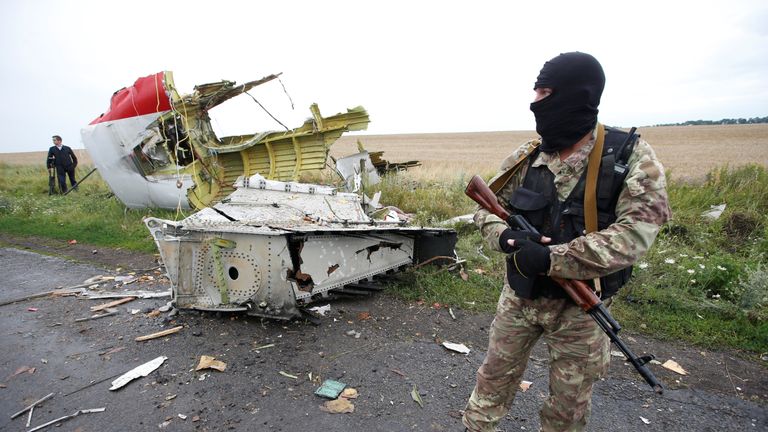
<box><xmin>507</xmin><ymin>187</ymin><xmax>550</xmax><ymax>227</ymax></box>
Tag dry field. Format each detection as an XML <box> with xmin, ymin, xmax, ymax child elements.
<box><xmin>3</xmin><ymin>124</ymin><xmax>766</xmax><ymax>181</ymax></box>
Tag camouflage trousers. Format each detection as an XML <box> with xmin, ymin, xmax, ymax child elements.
<box><xmin>463</xmin><ymin>286</ymin><xmax>611</xmax><ymax>432</ymax></box>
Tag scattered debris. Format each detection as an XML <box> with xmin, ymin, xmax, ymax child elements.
<box><xmin>662</xmin><ymin>359</ymin><xmax>688</xmax><ymax>375</ymax></box>
<box><xmin>84</xmin><ymin>291</ymin><xmax>171</xmax><ymax>299</ymax></box>
<box><xmin>90</xmin><ymin>297</ymin><xmax>135</xmax><ymax>312</ymax></box>
<box><xmin>158</xmin><ymin>303</ymin><xmax>172</xmax><ymax>313</ymax></box>
<box><xmin>357</xmin><ymin>311</ymin><xmax>371</xmax><ymax>320</ymax></box>
<box><xmin>340</xmin><ymin>388</ymin><xmax>359</xmax><ymax>399</ymax></box>
<box><xmin>519</xmin><ymin>380</ymin><xmax>533</xmax><ymax>392</ymax></box>
<box><xmin>252</xmin><ymin>343</ymin><xmax>275</xmax><ymax>351</ymax></box>
<box><xmin>10</xmin><ymin>392</ymin><xmax>54</xmax><ymax>420</ymax></box>
<box><xmin>320</xmin><ymin>397</ymin><xmax>355</xmax><ymax>414</ymax></box>
<box><xmin>114</xmin><ymin>275</ymin><xmax>137</xmax><ymax>285</ymax></box>
<box><xmin>315</xmin><ymin>379</ymin><xmax>346</xmax><ymax>399</ymax></box>
<box><xmin>389</xmin><ymin>369</ymin><xmax>407</xmax><ymax>378</ymax></box>
<box><xmin>109</xmin><ymin>356</ymin><xmax>167</xmax><ymax>390</ymax></box>
<box><xmin>9</xmin><ymin>366</ymin><xmax>36</xmax><ymax>379</ymax></box>
<box><xmin>448</xmin><ymin>308</ymin><xmax>456</xmax><ymax>320</ymax></box>
<box><xmin>75</xmin><ymin>309</ymin><xmax>118</xmax><ymax>322</ymax></box>
<box><xmin>279</xmin><ymin>371</ymin><xmax>298</xmax><ymax>379</ymax></box>
<box><xmin>345</xmin><ymin>330</ymin><xmax>362</xmax><ymax>339</ymax></box>
<box><xmin>28</xmin><ymin>407</ymin><xmax>105</xmax><ymax>432</ymax></box>
<box><xmin>640</xmin><ymin>416</ymin><xmax>651</xmax><ymax>425</ymax></box>
<box><xmin>27</xmin><ymin>307</ymin><xmax>38</xmax><ymax>312</ymax></box>
<box><xmin>701</xmin><ymin>203</ymin><xmax>726</xmax><ymax>220</ymax></box>
<box><xmin>165</xmin><ymin>394</ymin><xmax>177</xmax><ymax>401</ymax></box>
<box><xmin>611</xmin><ymin>350</ymin><xmax>626</xmax><ymax>358</ymax></box>
<box><xmin>99</xmin><ymin>346</ymin><xmax>125</xmax><ymax>356</ymax></box>
<box><xmin>459</xmin><ymin>268</ymin><xmax>469</xmax><ymax>281</ymax></box>
<box><xmin>195</xmin><ymin>356</ymin><xmax>227</xmax><ymax>372</ymax></box>
<box><xmin>135</xmin><ymin>326</ymin><xmax>183</xmax><ymax>342</ymax></box>
<box><xmin>441</xmin><ymin>213</ymin><xmax>474</xmax><ymax>226</ymax></box>
<box><xmin>410</xmin><ymin>384</ymin><xmax>424</xmax><ymax>408</ymax></box>
<box><xmin>308</xmin><ymin>304</ymin><xmax>331</xmax><ymax>316</ymax></box>
<box><xmin>68</xmin><ymin>239</ymin><xmax>77</xmax><ymax>245</ymax></box>
<box><xmin>0</xmin><ymin>287</ymin><xmax>84</xmax><ymax>307</ymax></box>
<box><xmin>442</xmin><ymin>341</ymin><xmax>471</xmax><ymax>355</ymax></box>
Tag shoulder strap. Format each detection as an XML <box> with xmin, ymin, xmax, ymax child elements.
<box><xmin>584</xmin><ymin>123</ymin><xmax>605</xmax><ymax>234</ymax></box>
<box><xmin>489</xmin><ymin>139</ymin><xmax>541</xmax><ymax>193</ymax></box>
<box><xmin>585</xmin><ymin>123</ymin><xmax>606</xmax><ymax>295</ymax></box>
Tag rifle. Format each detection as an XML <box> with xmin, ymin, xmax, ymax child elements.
<box><xmin>47</xmin><ymin>156</ymin><xmax>57</xmax><ymax>195</ymax></box>
<box><xmin>465</xmin><ymin>174</ymin><xmax>663</xmax><ymax>394</ymax></box>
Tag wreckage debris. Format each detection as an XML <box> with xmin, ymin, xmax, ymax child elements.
<box><xmin>82</xmin><ymin>71</ymin><xmax>370</xmax><ymax>210</ymax></box>
<box><xmin>135</xmin><ymin>326</ymin><xmax>183</xmax><ymax>342</ymax></box>
<box><xmin>315</xmin><ymin>379</ymin><xmax>347</xmax><ymax>399</ymax></box>
<box><xmin>10</xmin><ymin>392</ymin><xmax>54</xmax><ymax>420</ymax></box>
<box><xmin>441</xmin><ymin>341</ymin><xmax>471</xmax><ymax>355</ymax></box>
<box><xmin>27</xmin><ymin>408</ymin><xmax>105</xmax><ymax>432</ymax></box>
<box><xmin>110</xmin><ymin>356</ymin><xmax>167</xmax><ymax>390</ymax></box>
<box><xmin>145</xmin><ymin>171</ymin><xmax>457</xmax><ymax>320</ymax></box>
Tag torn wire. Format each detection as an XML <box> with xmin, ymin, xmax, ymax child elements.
<box><xmin>244</xmin><ymin>91</ymin><xmax>290</xmax><ymax>131</ymax></box>
<box><xmin>278</xmin><ymin>76</ymin><xmax>294</xmax><ymax>110</ymax></box>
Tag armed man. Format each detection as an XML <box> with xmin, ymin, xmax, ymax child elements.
<box><xmin>462</xmin><ymin>52</ymin><xmax>672</xmax><ymax>431</ymax></box>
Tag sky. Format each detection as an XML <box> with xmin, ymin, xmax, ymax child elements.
<box><xmin>1</xmin><ymin>0</ymin><xmax>766</xmax><ymax>153</ymax></box>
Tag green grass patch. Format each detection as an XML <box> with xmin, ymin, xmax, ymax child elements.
<box><xmin>0</xmin><ymin>163</ymin><xmax>179</xmax><ymax>253</ymax></box>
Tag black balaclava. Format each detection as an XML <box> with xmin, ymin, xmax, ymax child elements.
<box><xmin>530</xmin><ymin>52</ymin><xmax>605</xmax><ymax>153</ymax></box>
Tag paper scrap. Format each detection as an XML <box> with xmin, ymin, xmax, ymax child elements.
<box><xmin>519</xmin><ymin>380</ymin><xmax>533</xmax><ymax>392</ymax></box>
<box><xmin>662</xmin><ymin>359</ymin><xmax>688</xmax><ymax>375</ymax></box>
<box><xmin>195</xmin><ymin>355</ymin><xmax>227</xmax><ymax>372</ymax></box>
<box><xmin>320</xmin><ymin>397</ymin><xmax>355</xmax><ymax>414</ymax></box>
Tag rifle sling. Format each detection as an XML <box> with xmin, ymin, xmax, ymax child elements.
<box><xmin>585</xmin><ymin>123</ymin><xmax>606</xmax><ymax>295</ymax></box>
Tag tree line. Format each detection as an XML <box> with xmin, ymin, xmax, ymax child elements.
<box><xmin>652</xmin><ymin>116</ymin><xmax>768</xmax><ymax>126</ymax></box>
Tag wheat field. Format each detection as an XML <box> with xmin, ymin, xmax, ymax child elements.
<box><xmin>3</xmin><ymin>124</ymin><xmax>766</xmax><ymax>182</ymax></box>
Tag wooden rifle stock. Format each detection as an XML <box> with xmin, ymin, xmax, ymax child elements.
<box><xmin>464</xmin><ymin>174</ymin><xmax>663</xmax><ymax>393</ymax></box>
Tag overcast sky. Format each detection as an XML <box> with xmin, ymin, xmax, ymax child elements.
<box><xmin>1</xmin><ymin>0</ymin><xmax>766</xmax><ymax>153</ymax></box>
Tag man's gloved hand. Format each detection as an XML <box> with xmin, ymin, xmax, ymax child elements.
<box><xmin>510</xmin><ymin>238</ymin><xmax>551</xmax><ymax>278</ymax></box>
<box><xmin>498</xmin><ymin>228</ymin><xmax>542</xmax><ymax>253</ymax></box>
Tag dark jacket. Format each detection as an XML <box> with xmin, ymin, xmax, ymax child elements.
<box><xmin>47</xmin><ymin>145</ymin><xmax>78</xmax><ymax>170</ymax></box>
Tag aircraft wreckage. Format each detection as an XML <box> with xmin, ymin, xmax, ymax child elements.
<box><xmin>83</xmin><ymin>72</ymin><xmax>457</xmax><ymax>319</ymax></box>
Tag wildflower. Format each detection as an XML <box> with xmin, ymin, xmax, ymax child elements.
<box><xmin>679</xmin><ymin>253</ymin><xmax>689</xmax><ymax>257</ymax></box>
<box><xmin>693</xmin><ymin>256</ymin><xmax>704</xmax><ymax>260</ymax></box>
<box><xmin>717</xmin><ymin>265</ymin><xmax>727</xmax><ymax>271</ymax></box>
<box><xmin>687</xmin><ymin>269</ymin><xmax>695</xmax><ymax>274</ymax></box>
<box><xmin>698</xmin><ymin>264</ymin><xmax>705</xmax><ymax>269</ymax></box>
<box><xmin>690</xmin><ymin>279</ymin><xmax>697</xmax><ymax>284</ymax></box>
<box><xmin>664</xmin><ymin>258</ymin><xmax>676</xmax><ymax>264</ymax></box>
<box><xmin>638</xmin><ymin>262</ymin><xmax>649</xmax><ymax>269</ymax></box>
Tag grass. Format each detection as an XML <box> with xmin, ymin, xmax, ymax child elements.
<box><xmin>1</xmin><ymin>161</ymin><xmax>767</xmax><ymax>356</ymax></box>
<box><xmin>0</xmin><ymin>163</ymin><xmax>178</xmax><ymax>252</ymax></box>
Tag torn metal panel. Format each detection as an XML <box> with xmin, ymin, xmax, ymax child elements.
<box><xmin>82</xmin><ymin>71</ymin><xmax>369</xmax><ymax>210</ymax></box>
<box><xmin>146</xmin><ymin>174</ymin><xmax>457</xmax><ymax>320</ymax></box>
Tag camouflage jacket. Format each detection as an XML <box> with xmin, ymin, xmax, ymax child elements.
<box><xmin>474</xmin><ymin>129</ymin><xmax>672</xmax><ymax>280</ymax></box>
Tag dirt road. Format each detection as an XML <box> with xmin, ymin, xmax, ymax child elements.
<box><xmin>0</xmin><ymin>241</ymin><xmax>765</xmax><ymax>431</ymax></box>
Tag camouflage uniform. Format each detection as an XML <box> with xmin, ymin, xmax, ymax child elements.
<box><xmin>463</xmin><ymin>131</ymin><xmax>671</xmax><ymax>431</ymax></box>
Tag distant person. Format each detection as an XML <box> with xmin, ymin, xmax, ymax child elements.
<box><xmin>462</xmin><ymin>52</ymin><xmax>671</xmax><ymax>431</ymax></box>
<box><xmin>46</xmin><ymin>135</ymin><xmax>78</xmax><ymax>193</ymax></box>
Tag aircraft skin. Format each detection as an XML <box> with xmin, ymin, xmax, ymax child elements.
<box><xmin>81</xmin><ymin>72</ymin><xmax>369</xmax><ymax>210</ymax></box>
